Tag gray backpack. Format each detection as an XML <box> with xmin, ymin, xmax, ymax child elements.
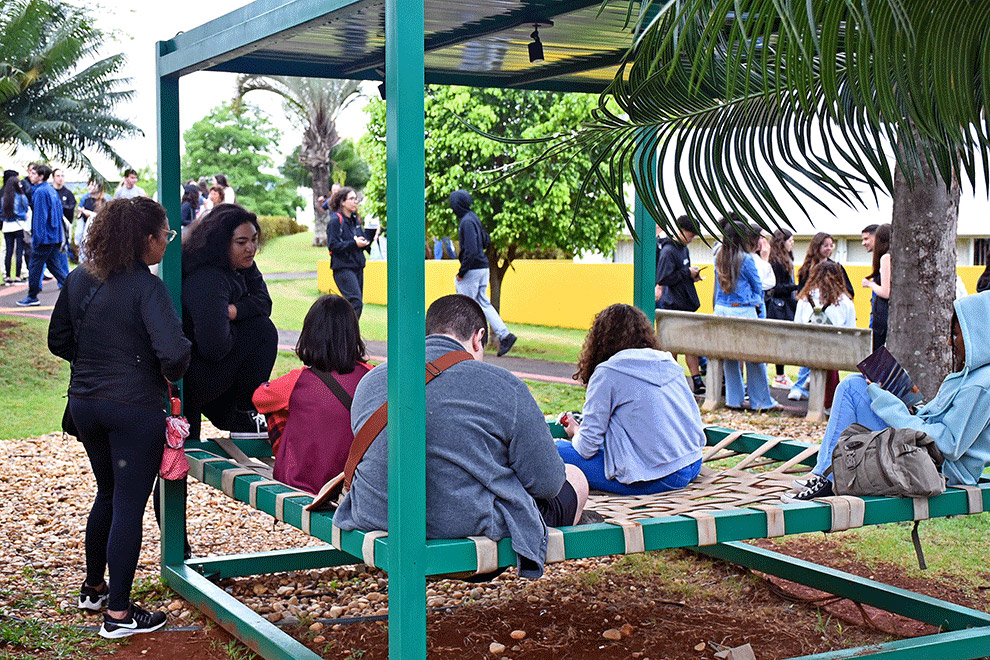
<box><xmin>829</xmin><ymin>423</ymin><xmax>945</xmax><ymax>498</ymax></box>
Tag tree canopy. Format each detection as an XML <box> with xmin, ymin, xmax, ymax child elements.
<box><xmin>0</xmin><ymin>0</ymin><xmax>141</xmax><ymax>174</ymax></box>
<box><xmin>362</xmin><ymin>86</ymin><xmax>624</xmax><ymax>307</ymax></box>
<box><xmin>181</xmin><ymin>103</ymin><xmax>303</xmax><ymax>218</ymax></box>
<box><xmin>280</xmin><ymin>138</ymin><xmax>371</xmax><ymax>191</ymax></box>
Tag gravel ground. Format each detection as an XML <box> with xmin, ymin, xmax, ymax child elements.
<box><xmin>1</xmin><ymin>410</ymin><xmax>825</xmax><ymax>630</ymax></box>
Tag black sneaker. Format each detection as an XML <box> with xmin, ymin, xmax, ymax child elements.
<box><xmin>229</xmin><ymin>410</ymin><xmax>268</xmax><ymax>440</ymax></box>
<box><xmin>496</xmin><ymin>333</ymin><xmax>517</xmax><ymax>357</ymax></box>
<box><xmin>78</xmin><ymin>582</ymin><xmax>109</xmax><ymax>611</ymax></box>
<box><xmin>578</xmin><ymin>509</ymin><xmax>605</xmax><ymax>525</ymax></box>
<box><xmin>99</xmin><ymin>603</ymin><xmax>167</xmax><ymax>639</ymax></box>
<box><xmin>784</xmin><ymin>474</ymin><xmax>833</xmax><ymax>501</ymax></box>
<box><xmin>692</xmin><ymin>375</ymin><xmax>706</xmax><ymax>395</ymax></box>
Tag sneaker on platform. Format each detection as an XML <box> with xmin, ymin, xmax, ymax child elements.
<box><xmin>229</xmin><ymin>410</ymin><xmax>269</xmax><ymax>441</ymax></box>
<box><xmin>783</xmin><ymin>475</ymin><xmax>833</xmax><ymax>502</ymax></box>
<box><xmin>772</xmin><ymin>374</ymin><xmax>794</xmax><ymax>389</ymax></box>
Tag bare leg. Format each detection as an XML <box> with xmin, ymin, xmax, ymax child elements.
<box><xmin>684</xmin><ymin>354</ymin><xmax>701</xmax><ymax>377</ymax></box>
<box><xmin>565</xmin><ymin>464</ymin><xmax>589</xmax><ymax>525</ymax></box>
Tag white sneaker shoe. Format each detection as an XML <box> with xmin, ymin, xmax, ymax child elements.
<box><xmin>772</xmin><ymin>374</ymin><xmax>794</xmax><ymax>389</ymax></box>
<box><xmin>787</xmin><ymin>388</ymin><xmax>808</xmax><ymax>401</ymax></box>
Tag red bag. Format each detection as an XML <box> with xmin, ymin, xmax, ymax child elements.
<box><xmin>160</xmin><ymin>388</ymin><xmax>190</xmax><ymax>480</ymax></box>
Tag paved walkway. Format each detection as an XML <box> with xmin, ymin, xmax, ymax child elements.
<box><xmin>0</xmin><ymin>275</ymin><xmax>808</xmax><ymax>414</ymax></box>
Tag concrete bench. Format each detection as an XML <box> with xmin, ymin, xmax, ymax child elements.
<box><xmin>655</xmin><ymin>309</ymin><xmax>872</xmax><ymax>421</ymax></box>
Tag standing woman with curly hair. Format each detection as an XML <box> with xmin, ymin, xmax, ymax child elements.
<box><xmin>48</xmin><ymin>197</ymin><xmax>191</xmax><ymax>638</ymax></box>
<box><xmin>556</xmin><ymin>304</ymin><xmax>705</xmax><ymax>495</ymax></box>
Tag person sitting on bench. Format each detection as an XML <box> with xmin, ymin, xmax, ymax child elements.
<box><xmin>792</xmin><ymin>291</ymin><xmax>990</xmax><ymax>500</ymax></box>
<box><xmin>557</xmin><ymin>303</ymin><xmax>705</xmax><ymax>495</ymax></box>
<box><xmin>333</xmin><ymin>294</ymin><xmax>589</xmax><ymax>578</ymax></box>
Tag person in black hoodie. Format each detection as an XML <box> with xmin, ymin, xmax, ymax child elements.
<box><xmin>181</xmin><ymin>203</ymin><xmax>278</xmax><ymax>441</ymax></box>
<box><xmin>449</xmin><ymin>189</ymin><xmax>517</xmax><ymax>357</ymax></box>
<box><xmin>326</xmin><ymin>186</ymin><xmax>374</xmax><ymax>318</ymax></box>
<box><xmin>656</xmin><ymin>215</ymin><xmax>705</xmax><ymax>394</ymax></box>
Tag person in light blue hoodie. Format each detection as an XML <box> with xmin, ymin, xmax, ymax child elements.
<box><xmin>791</xmin><ymin>291</ymin><xmax>990</xmax><ymax>500</ymax></box>
<box><xmin>557</xmin><ymin>303</ymin><xmax>706</xmax><ymax>495</ymax></box>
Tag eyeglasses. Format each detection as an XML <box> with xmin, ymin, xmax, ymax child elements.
<box><xmin>164</xmin><ymin>229</ymin><xmax>178</xmax><ymax>243</ymax></box>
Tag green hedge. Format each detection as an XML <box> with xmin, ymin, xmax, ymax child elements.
<box><xmin>258</xmin><ymin>216</ymin><xmax>308</xmax><ymax>243</ymax></box>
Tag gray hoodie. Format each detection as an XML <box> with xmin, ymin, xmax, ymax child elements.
<box><xmin>573</xmin><ymin>348</ymin><xmax>705</xmax><ymax>483</ymax></box>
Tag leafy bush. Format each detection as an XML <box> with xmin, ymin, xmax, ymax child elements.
<box><xmin>258</xmin><ymin>215</ymin><xmax>308</xmax><ymax>244</ymax></box>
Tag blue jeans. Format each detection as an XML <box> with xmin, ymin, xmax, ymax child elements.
<box><xmin>556</xmin><ymin>440</ymin><xmax>702</xmax><ymax>495</ymax></box>
<box><xmin>433</xmin><ymin>236</ymin><xmax>455</xmax><ymax>259</ymax></box>
<box><xmin>455</xmin><ymin>267</ymin><xmax>509</xmax><ymax>340</ymax></box>
<box><xmin>790</xmin><ymin>367</ymin><xmax>810</xmax><ymax>397</ymax></box>
<box><xmin>27</xmin><ymin>242</ymin><xmax>68</xmax><ymax>297</ymax></box>
<box><xmin>713</xmin><ymin>304</ymin><xmax>776</xmax><ymax>409</ymax></box>
<box><xmin>813</xmin><ymin>375</ymin><xmax>888</xmax><ymax>477</ymax></box>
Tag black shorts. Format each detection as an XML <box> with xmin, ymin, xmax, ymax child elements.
<box><xmin>536</xmin><ymin>480</ymin><xmax>578</xmax><ymax>528</ymax></box>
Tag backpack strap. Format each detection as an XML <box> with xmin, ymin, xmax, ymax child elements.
<box><xmin>343</xmin><ymin>350</ymin><xmax>473</xmax><ymax>491</ymax></box>
<box><xmin>310</xmin><ymin>368</ymin><xmax>352</xmax><ymax>411</ymax></box>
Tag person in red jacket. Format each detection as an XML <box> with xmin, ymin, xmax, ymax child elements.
<box><xmin>253</xmin><ymin>295</ymin><xmax>371</xmax><ymax>494</ymax></box>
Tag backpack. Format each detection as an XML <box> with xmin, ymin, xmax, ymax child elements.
<box><xmin>809</xmin><ymin>303</ymin><xmax>832</xmax><ymax>325</ymax></box>
<box><xmin>829</xmin><ymin>423</ymin><xmax>945</xmax><ymax>498</ymax></box>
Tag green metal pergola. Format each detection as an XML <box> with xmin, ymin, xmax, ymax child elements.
<box><xmin>155</xmin><ymin>3</ymin><xmax>990</xmax><ymax>659</ymax></box>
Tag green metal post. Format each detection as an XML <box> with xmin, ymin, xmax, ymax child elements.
<box><xmin>385</xmin><ymin>1</ymin><xmax>428</xmax><ymax>659</ymax></box>
<box><xmin>155</xmin><ymin>45</ymin><xmax>186</xmax><ymax>571</ymax></box>
<box><xmin>632</xmin><ymin>135</ymin><xmax>657</xmax><ymax>317</ymax></box>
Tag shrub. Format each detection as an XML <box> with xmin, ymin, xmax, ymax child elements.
<box><xmin>257</xmin><ymin>216</ymin><xmax>308</xmax><ymax>244</ymax></box>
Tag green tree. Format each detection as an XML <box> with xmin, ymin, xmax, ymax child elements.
<box><xmin>0</xmin><ymin>0</ymin><xmax>141</xmax><ymax>173</ymax></box>
<box><xmin>542</xmin><ymin>0</ymin><xmax>986</xmax><ymax>394</ymax></box>
<box><xmin>363</xmin><ymin>87</ymin><xmax>623</xmax><ymax>311</ymax></box>
<box><xmin>280</xmin><ymin>138</ymin><xmax>371</xmax><ymax>191</ymax></box>
<box><xmin>181</xmin><ymin>103</ymin><xmax>303</xmax><ymax>218</ymax></box>
<box><xmin>236</xmin><ymin>76</ymin><xmax>362</xmax><ymax>245</ymax></box>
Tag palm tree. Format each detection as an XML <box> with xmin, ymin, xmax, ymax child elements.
<box><xmin>236</xmin><ymin>75</ymin><xmax>362</xmax><ymax>246</ymax></box>
<box><xmin>0</xmin><ymin>0</ymin><xmax>141</xmax><ymax>173</ymax></box>
<box><xmin>533</xmin><ymin>0</ymin><xmax>987</xmax><ymax>393</ymax></box>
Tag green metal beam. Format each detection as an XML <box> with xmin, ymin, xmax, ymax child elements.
<box><xmin>786</xmin><ymin>627</ymin><xmax>990</xmax><ymax>660</ymax></box>
<box><xmin>188</xmin><ymin>546</ymin><xmax>356</xmax><ymax>579</ymax></box>
<box><xmin>157</xmin><ymin>0</ymin><xmax>365</xmax><ymax>77</ymax></box>
<box><xmin>385</xmin><ymin>0</ymin><xmax>427</xmax><ymax>658</ymax></box>
<box><xmin>164</xmin><ymin>564</ymin><xmax>321</xmax><ymax>660</ymax></box>
<box><xmin>696</xmin><ymin>542</ymin><xmax>990</xmax><ymax>631</ymax></box>
<box><xmin>155</xmin><ymin>49</ymin><xmax>182</xmax><ymax>309</ymax></box>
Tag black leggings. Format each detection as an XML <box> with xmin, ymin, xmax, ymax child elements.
<box><xmin>183</xmin><ymin>315</ymin><xmax>278</xmax><ymax>440</ymax></box>
<box><xmin>4</xmin><ymin>230</ymin><xmax>26</xmax><ymax>278</ymax></box>
<box><xmin>72</xmin><ymin>397</ymin><xmax>165</xmax><ymax>611</ymax></box>
<box><xmin>332</xmin><ymin>267</ymin><xmax>364</xmax><ymax>319</ymax></box>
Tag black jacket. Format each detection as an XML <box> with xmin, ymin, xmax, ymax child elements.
<box><xmin>49</xmin><ymin>263</ymin><xmax>191</xmax><ymax>409</ymax></box>
<box><xmin>450</xmin><ymin>190</ymin><xmax>489</xmax><ymax>278</ymax></box>
<box><xmin>182</xmin><ymin>262</ymin><xmax>272</xmax><ymax>363</ymax></box>
<box><xmin>655</xmin><ymin>237</ymin><xmax>700</xmax><ymax>312</ymax></box>
<box><xmin>326</xmin><ymin>211</ymin><xmax>369</xmax><ymax>271</ymax></box>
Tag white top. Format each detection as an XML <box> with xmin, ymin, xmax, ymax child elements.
<box><xmin>223</xmin><ymin>186</ymin><xmax>236</xmax><ymax>203</ymax></box>
<box><xmin>113</xmin><ymin>185</ymin><xmax>146</xmax><ymax>199</ymax></box>
<box><xmin>752</xmin><ymin>253</ymin><xmax>776</xmax><ymax>292</ymax></box>
<box><xmin>795</xmin><ymin>291</ymin><xmax>857</xmax><ymax>327</ymax></box>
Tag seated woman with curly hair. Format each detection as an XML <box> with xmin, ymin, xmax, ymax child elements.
<box><xmin>557</xmin><ymin>303</ymin><xmax>705</xmax><ymax>495</ymax></box>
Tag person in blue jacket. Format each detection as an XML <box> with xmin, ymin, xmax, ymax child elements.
<box><xmin>557</xmin><ymin>303</ymin><xmax>705</xmax><ymax>495</ymax></box>
<box><xmin>792</xmin><ymin>291</ymin><xmax>990</xmax><ymax>500</ymax></box>
<box><xmin>17</xmin><ymin>163</ymin><xmax>68</xmax><ymax>306</ymax></box>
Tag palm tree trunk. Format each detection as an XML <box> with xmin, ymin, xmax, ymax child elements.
<box><xmin>486</xmin><ymin>244</ymin><xmax>515</xmax><ymax>315</ymax></box>
<box><xmin>888</xmin><ymin>155</ymin><xmax>960</xmax><ymax>399</ymax></box>
<box><xmin>311</xmin><ymin>163</ymin><xmax>330</xmax><ymax>247</ymax></box>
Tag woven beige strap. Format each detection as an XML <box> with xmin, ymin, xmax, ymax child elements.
<box><xmin>300</xmin><ymin>507</ymin><xmax>312</xmax><ymax>534</ymax></box>
<box><xmin>825</xmin><ymin>495</ymin><xmax>866</xmax><ymax>532</ymax></box>
<box><xmin>221</xmin><ymin>468</ymin><xmax>257</xmax><ymax>497</ymax></box>
<box><xmin>361</xmin><ymin>530</ymin><xmax>388</xmax><ymax>567</ymax></box>
<box><xmin>467</xmin><ymin>536</ymin><xmax>499</xmax><ymax>574</ymax></box>
<box><xmin>958</xmin><ymin>485</ymin><xmax>984</xmax><ymax>514</ymax></box>
<box><xmin>248</xmin><ymin>479</ymin><xmax>281</xmax><ymax>508</ymax></box>
<box><xmin>753</xmin><ymin>504</ymin><xmax>786</xmax><ymax>537</ymax></box>
<box><xmin>332</xmin><ymin>524</ymin><xmax>342</xmax><ymax>549</ymax></box>
<box><xmin>770</xmin><ymin>444</ymin><xmax>821</xmax><ymax>474</ymax></box>
<box><xmin>912</xmin><ymin>497</ymin><xmax>930</xmax><ymax>521</ymax></box>
<box><xmin>189</xmin><ymin>457</ymin><xmax>229</xmax><ymax>482</ymax></box>
<box><xmin>702</xmin><ymin>430</ymin><xmax>746</xmax><ymax>461</ymax></box>
<box><xmin>546</xmin><ymin>527</ymin><xmax>565</xmax><ymax>563</ymax></box>
<box><xmin>607</xmin><ymin>519</ymin><xmax>645</xmax><ymax>554</ymax></box>
<box><xmin>732</xmin><ymin>436</ymin><xmax>782</xmax><ymax>470</ymax></box>
<box><xmin>685</xmin><ymin>511</ymin><xmax>718</xmax><ymax>546</ymax></box>
<box><xmin>274</xmin><ymin>491</ymin><xmax>311</xmax><ymax>522</ymax></box>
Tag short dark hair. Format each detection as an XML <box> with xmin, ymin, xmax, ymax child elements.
<box><xmin>862</xmin><ymin>224</ymin><xmax>879</xmax><ymax>235</ymax></box>
<box><xmin>675</xmin><ymin>214</ymin><xmax>697</xmax><ymax>235</ymax></box>
<box><xmin>295</xmin><ymin>295</ymin><xmax>367</xmax><ymax>374</ymax></box>
<box><xmin>34</xmin><ymin>163</ymin><xmax>52</xmax><ymax>180</ymax></box>
<box><xmin>426</xmin><ymin>294</ymin><xmax>487</xmax><ymax>345</ymax></box>
<box><xmin>182</xmin><ymin>203</ymin><xmax>259</xmax><ymax>273</ymax></box>
<box><xmin>122</xmin><ymin>168</ymin><xmax>137</xmax><ymax>178</ymax></box>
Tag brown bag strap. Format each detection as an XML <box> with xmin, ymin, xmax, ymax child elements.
<box><xmin>343</xmin><ymin>350</ymin><xmax>473</xmax><ymax>489</ymax></box>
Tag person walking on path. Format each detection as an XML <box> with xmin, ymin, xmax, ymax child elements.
<box><xmin>326</xmin><ymin>186</ymin><xmax>375</xmax><ymax>319</ymax></box>
<box><xmin>449</xmin><ymin>189</ymin><xmax>517</xmax><ymax>357</ymax></box>
<box><xmin>113</xmin><ymin>169</ymin><xmax>146</xmax><ymax>200</ymax></box>
<box><xmin>655</xmin><ymin>215</ymin><xmax>705</xmax><ymax>394</ymax></box>
<box><xmin>1</xmin><ymin>170</ymin><xmax>29</xmax><ymax>283</ymax></box>
<box><xmin>17</xmin><ymin>164</ymin><xmax>68</xmax><ymax>306</ymax></box>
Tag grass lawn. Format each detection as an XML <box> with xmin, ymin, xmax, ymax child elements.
<box><xmin>0</xmin><ymin>316</ymin><xmax>70</xmax><ymax>440</ymax></box>
<box><xmin>256</xmin><ymin>230</ymin><xmax>325</xmax><ymax>274</ymax></box>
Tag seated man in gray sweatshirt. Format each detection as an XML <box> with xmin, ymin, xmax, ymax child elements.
<box><xmin>333</xmin><ymin>294</ymin><xmax>589</xmax><ymax>578</ymax></box>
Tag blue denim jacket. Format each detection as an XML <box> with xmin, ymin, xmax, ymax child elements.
<box><xmin>714</xmin><ymin>253</ymin><xmax>764</xmax><ymax>312</ymax></box>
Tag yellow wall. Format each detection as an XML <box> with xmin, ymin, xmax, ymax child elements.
<box><xmin>317</xmin><ymin>260</ymin><xmax>986</xmax><ymax>331</ymax></box>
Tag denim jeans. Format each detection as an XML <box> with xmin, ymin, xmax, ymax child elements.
<box><xmin>27</xmin><ymin>242</ymin><xmax>68</xmax><ymax>297</ymax></box>
<box><xmin>556</xmin><ymin>440</ymin><xmax>702</xmax><ymax>495</ymax></box>
<box><xmin>813</xmin><ymin>375</ymin><xmax>888</xmax><ymax>477</ymax></box>
<box><xmin>713</xmin><ymin>304</ymin><xmax>776</xmax><ymax>409</ymax></box>
<box><xmin>790</xmin><ymin>366</ymin><xmax>810</xmax><ymax>396</ymax></box>
<box><xmin>455</xmin><ymin>267</ymin><xmax>509</xmax><ymax>340</ymax></box>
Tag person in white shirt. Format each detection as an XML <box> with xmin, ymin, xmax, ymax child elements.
<box><xmin>214</xmin><ymin>174</ymin><xmax>235</xmax><ymax>203</ymax></box>
<box><xmin>113</xmin><ymin>169</ymin><xmax>146</xmax><ymax>199</ymax></box>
